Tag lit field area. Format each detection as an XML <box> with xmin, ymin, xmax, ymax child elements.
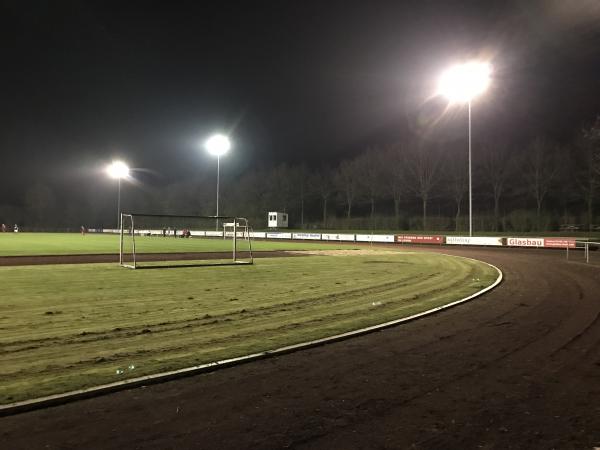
<box><xmin>0</xmin><ymin>250</ymin><xmax>498</xmax><ymax>404</ymax></box>
<box><xmin>0</xmin><ymin>232</ymin><xmax>359</xmax><ymax>257</ymax></box>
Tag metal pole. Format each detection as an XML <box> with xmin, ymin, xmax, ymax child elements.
<box><xmin>216</xmin><ymin>155</ymin><xmax>220</xmax><ymax>231</ymax></box>
<box><xmin>117</xmin><ymin>178</ymin><xmax>121</xmax><ymax>230</ymax></box>
<box><xmin>468</xmin><ymin>100</ymin><xmax>473</xmax><ymax>237</ymax></box>
<box><xmin>233</xmin><ymin>220</ymin><xmax>237</xmax><ymax>262</ymax></box>
<box><xmin>119</xmin><ymin>213</ymin><xmax>123</xmax><ymax>265</ymax></box>
<box><xmin>586</xmin><ymin>242</ymin><xmax>589</xmax><ymax>263</ymax></box>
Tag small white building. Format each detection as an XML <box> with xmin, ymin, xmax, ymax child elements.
<box><xmin>267</xmin><ymin>212</ymin><xmax>288</xmax><ymax>228</ymax></box>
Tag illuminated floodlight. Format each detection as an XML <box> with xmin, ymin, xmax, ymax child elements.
<box><xmin>106</xmin><ymin>160</ymin><xmax>130</xmax><ymax>229</ymax></box>
<box><xmin>438</xmin><ymin>61</ymin><xmax>491</xmax><ymax>103</ymax></box>
<box><xmin>205</xmin><ymin>134</ymin><xmax>231</xmax><ymax>157</ymax></box>
<box><xmin>436</xmin><ymin>61</ymin><xmax>492</xmax><ymax>237</ymax></box>
<box><xmin>106</xmin><ymin>160</ymin><xmax>130</xmax><ymax>179</ymax></box>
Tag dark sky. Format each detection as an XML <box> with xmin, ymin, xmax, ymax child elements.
<box><xmin>1</xmin><ymin>0</ymin><xmax>600</xmax><ymax>203</ymax></box>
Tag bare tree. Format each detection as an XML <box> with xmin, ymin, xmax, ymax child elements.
<box><xmin>524</xmin><ymin>138</ymin><xmax>559</xmax><ymax>230</ymax></box>
<box><xmin>267</xmin><ymin>164</ymin><xmax>294</xmax><ymax>212</ymax></box>
<box><xmin>585</xmin><ymin>115</ymin><xmax>600</xmax><ymax>176</ymax></box>
<box><xmin>380</xmin><ymin>143</ymin><xmax>407</xmax><ymax>229</ymax></box>
<box><xmin>290</xmin><ymin>164</ymin><xmax>309</xmax><ymax>228</ymax></box>
<box><xmin>334</xmin><ymin>158</ymin><xmax>360</xmax><ymax>222</ymax></box>
<box><xmin>576</xmin><ymin>117</ymin><xmax>600</xmax><ymax>230</ymax></box>
<box><xmin>446</xmin><ymin>152</ymin><xmax>467</xmax><ymax>231</ymax></box>
<box><xmin>480</xmin><ymin>143</ymin><xmax>513</xmax><ymax>231</ymax></box>
<box><xmin>310</xmin><ymin>167</ymin><xmax>334</xmax><ymax>228</ymax></box>
<box><xmin>406</xmin><ymin>142</ymin><xmax>441</xmax><ymax>230</ymax></box>
<box><xmin>355</xmin><ymin>147</ymin><xmax>384</xmax><ymax>226</ymax></box>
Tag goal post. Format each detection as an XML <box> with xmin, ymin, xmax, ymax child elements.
<box><xmin>119</xmin><ymin>213</ymin><xmax>253</xmax><ymax>269</ymax></box>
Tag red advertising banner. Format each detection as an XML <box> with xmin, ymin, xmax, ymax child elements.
<box><xmin>395</xmin><ymin>235</ymin><xmax>444</xmax><ymax>244</ymax></box>
<box><xmin>544</xmin><ymin>238</ymin><xmax>576</xmax><ymax>248</ymax></box>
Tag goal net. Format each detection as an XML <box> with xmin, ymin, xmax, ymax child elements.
<box><xmin>119</xmin><ymin>213</ymin><xmax>253</xmax><ymax>269</ymax></box>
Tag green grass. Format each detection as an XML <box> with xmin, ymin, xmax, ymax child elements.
<box><xmin>0</xmin><ymin>233</ymin><xmax>359</xmax><ymax>257</ymax></box>
<box><xmin>0</xmin><ymin>250</ymin><xmax>498</xmax><ymax>404</ymax></box>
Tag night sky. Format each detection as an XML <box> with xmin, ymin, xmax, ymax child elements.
<box><xmin>1</xmin><ymin>0</ymin><xmax>600</xmax><ymax>205</ymax></box>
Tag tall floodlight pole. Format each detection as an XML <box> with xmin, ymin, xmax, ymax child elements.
<box><xmin>205</xmin><ymin>134</ymin><xmax>231</xmax><ymax>230</ymax></box>
<box><xmin>438</xmin><ymin>61</ymin><xmax>491</xmax><ymax>237</ymax></box>
<box><xmin>106</xmin><ymin>161</ymin><xmax>130</xmax><ymax>230</ymax></box>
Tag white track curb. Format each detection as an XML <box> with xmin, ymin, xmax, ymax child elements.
<box><xmin>0</xmin><ymin>256</ymin><xmax>502</xmax><ymax>416</ymax></box>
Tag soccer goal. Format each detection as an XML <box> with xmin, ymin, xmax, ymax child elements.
<box><xmin>119</xmin><ymin>213</ymin><xmax>253</xmax><ymax>269</ymax></box>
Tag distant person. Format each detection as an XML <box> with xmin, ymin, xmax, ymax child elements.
<box><xmin>1</xmin><ymin>223</ymin><xmax>6</xmax><ymax>232</ymax></box>
<box><xmin>80</xmin><ymin>226</ymin><xmax>86</xmax><ymax>235</ymax></box>
<box><xmin>162</xmin><ymin>227</ymin><xmax>166</xmax><ymax>237</ymax></box>
<box><xmin>13</xmin><ymin>224</ymin><xmax>19</xmax><ymax>233</ymax></box>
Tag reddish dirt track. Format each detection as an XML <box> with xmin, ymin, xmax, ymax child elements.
<box><xmin>2</xmin><ymin>246</ymin><xmax>600</xmax><ymax>449</ymax></box>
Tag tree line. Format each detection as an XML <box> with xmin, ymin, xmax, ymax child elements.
<box><xmin>2</xmin><ymin>117</ymin><xmax>600</xmax><ymax>232</ymax></box>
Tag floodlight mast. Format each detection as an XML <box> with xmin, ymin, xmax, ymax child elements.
<box><xmin>438</xmin><ymin>61</ymin><xmax>491</xmax><ymax>237</ymax></box>
<box><xmin>204</xmin><ymin>134</ymin><xmax>231</xmax><ymax>230</ymax></box>
<box><xmin>106</xmin><ymin>160</ymin><xmax>130</xmax><ymax>229</ymax></box>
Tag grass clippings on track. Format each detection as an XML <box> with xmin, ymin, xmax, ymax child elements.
<box><xmin>0</xmin><ymin>250</ymin><xmax>498</xmax><ymax>404</ymax></box>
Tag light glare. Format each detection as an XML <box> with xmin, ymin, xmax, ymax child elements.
<box><xmin>438</xmin><ymin>61</ymin><xmax>491</xmax><ymax>103</ymax></box>
<box><xmin>107</xmin><ymin>160</ymin><xmax>130</xmax><ymax>179</ymax></box>
<box><xmin>205</xmin><ymin>134</ymin><xmax>231</xmax><ymax>156</ymax></box>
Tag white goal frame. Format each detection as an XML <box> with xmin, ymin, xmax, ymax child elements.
<box><xmin>119</xmin><ymin>213</ymin><xmax>253</xmax><ymax>269</ymax></box>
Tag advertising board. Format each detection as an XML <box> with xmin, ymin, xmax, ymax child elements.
<box><xmin>355</xmin><ymin>234</ymin><xmax>395</xmax><ymax>243</ymax></box>
<box><xmin>544</xmin><ymin>238</ymin><xmax>576</xmax><ymax>248</ymax></box>
<box><xmin>266</xmin><ymin>232</ymin><xmax>292</xmax><ymax>239</ymax></box>
<box><xmin>395</xmin><ymin>235</ymin><xmax>444</xmax><ymax>244</ymax></box>
<box><xmin>506</xmin><ymin>237</ymin><xmax>544</xmax><ymax>247</ymax></box>
<box><xmin>446</xmin><ymin>236</ymin><xmax>503</xmax><ymax>246</ymax></box>
<box><xmin>321</xmin><ymin>233</ymin><xmax>356</xmax><ymax>242</ymax></box>
<box><xmin>205</xmin><ymin>231</ymin><xmax>223</xmax><ymax>237</ymax></box>
<box><xmin>249</xmin><ymin>231</ymin><xmax>266</xmax><ymax>239</ymax></box>
<box><xmin>292</xmin><ymin>233</ymin><xmax>322</xmax><ymax>240</ymax></box>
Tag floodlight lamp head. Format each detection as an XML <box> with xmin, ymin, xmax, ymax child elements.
<box><xmin>205</xmin><ymin>134</ymin><xmax>231</xmax><ymax>157</ymax></box>
<box><xmin>107</xmin><ymin>160</ymin><xmax>130</xmax><ymax>179</ymax></box>
<box><xmin>438</xmin><ymin>61</ymin><xmax>491</xmax><ymax>103</ymax></box>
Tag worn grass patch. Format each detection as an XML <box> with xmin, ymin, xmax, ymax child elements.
<box><xmin>0</xmin><ymin>251</ymin><xmax>498</xmax><ymax>404</ymax></box>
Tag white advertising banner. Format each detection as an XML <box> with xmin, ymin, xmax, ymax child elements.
<box><xmin>506</xmin><ymin>237</ymin><xmax>544</xmax><ymax>247</ymax></box>
<box><xmin>205</xmin><ymin>231</ymin><xmax>223</xmax><ymax>237</ymax></box>
<box><xmin>190</xmin><ymin>230</ymin><xmax>206</xmax><ymax>237</ymax></box>
<box><xmin>266</xmin><ymin>232</ymin><xmax>292</xmax><ymax>239</ymax></box>
<box><xmin>321</xmin><ymin>233</ymin><xmax>356</xmax><ymax>242</ymax></box>
<box><xmin>249</xmin><ymin>231</ymin><xmax>266</xmax><ymax>238</ymax></box>
<box><xmin>355</xmin><ymin>234</ymin><xmax>395</xmax><ymax>243</ymax></box>
<box><xmin>292</xmin><ymin>232</ymin><xmax>322</xmax><ymax>240</ymax></box>
<box><xmin>446</xmin><ymin>236</ymin><xmax>503</xmax><ymax>246</ymax></box>
<box><xmin>223</xmin><ymin>231</ymin><xmax>247</xmax><ymax>238</ymax></box>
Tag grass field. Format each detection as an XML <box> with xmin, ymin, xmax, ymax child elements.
<box><xmin>0</xmin><ymin>250</ymin><xmax>498</xmax><ymax>404</ymax></box>
<box><xmin>0</xmin><ymin>233</ymin><xmax>359</xmax><ymax>257</ymax></box>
